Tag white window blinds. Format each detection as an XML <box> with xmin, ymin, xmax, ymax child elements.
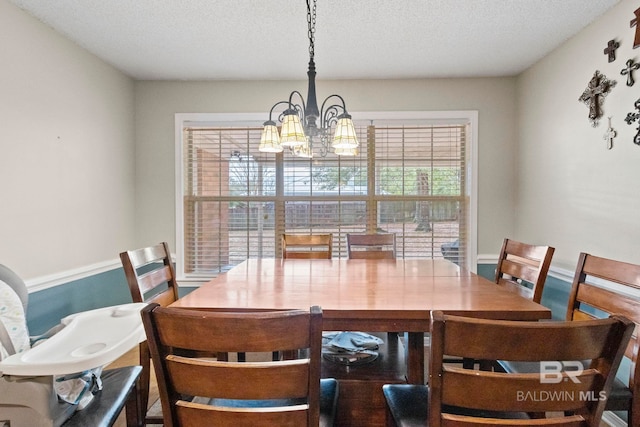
<box><xmin>181</xmin><ymin>119</ymin><xmax>468</xmax><ymax>278</ymax></box>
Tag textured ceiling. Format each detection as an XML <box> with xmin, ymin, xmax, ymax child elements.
<box><xmin>9</xmin><ymin>0</ymin><xmax>620</xmax><ymax>81</ymax></box>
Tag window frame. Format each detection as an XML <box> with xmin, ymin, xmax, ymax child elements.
<box><xmin>175</xmin><ymin>111</ymin><xmax>478</xmax><ymax>285</ymax></box>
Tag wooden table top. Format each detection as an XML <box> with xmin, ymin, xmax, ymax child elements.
<box><xmin>172</xmin><ymin>258</ymin><xmax>551</xmax><ymax>330</ymax></box>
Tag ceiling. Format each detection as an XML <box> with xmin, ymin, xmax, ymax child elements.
<box><xmin>9</xmin><ymin>0</ymin><xmax>620</xmax><ymax>81</ymax></box>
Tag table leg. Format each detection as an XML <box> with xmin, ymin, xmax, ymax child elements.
<box><xmin>406</xmin><ymin>332</ymin><xmax>424</xmax><ymax>384</ymax></box>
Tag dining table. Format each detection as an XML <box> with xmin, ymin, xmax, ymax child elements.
<box><xmin>171</xmin><ymin>258</ymin><xmax>551</xmax><ymax>426</ymax></box>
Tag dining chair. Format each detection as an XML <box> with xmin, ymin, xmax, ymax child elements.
<box><xmin>494</xmin><ymin>238</ymin><xmax>555</xmax><ymax>304</ymax></box>
<box><xmin>383</xmin><ymin>310</ymin><xmax>633</xmax><ymax>427</ymax></box>
<box><xmin>347</xmin><ymin>233</ymin><xmax>396</xmax><ymax>259</ymax></box>
<box><xmin>141</xmin><ymin>304</ymin><xmax>339</xmax><ymax>427</ymax></box>
<box><xmin>282</xmin><ymin>233</ymin><xmax>333</xmax><ymax>259</ymax></box>
<box><xmin>0</xmin><ymin>263</ymin><xmax>142</xmax><ymax>427</ymax></box>
<box><xmin>119</xmin><ymin>241</ymin><xmax>180</xmax><ymax>426</ymax></box>
<box><xmin>497</xmin><ymin>252</ymin><xmax>640</xmax><ymax>427</ymax></box>
<box><xmin>450</xmin><ymin>238</ymin><xmax>554</xmax><ymax>370</ymax></box>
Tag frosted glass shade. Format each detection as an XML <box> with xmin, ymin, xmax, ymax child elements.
<box><xmin>294</xmin><ymin>140</ymin><xmax>314</xmax><ymax>158</ymax></box>
<box><xmin>331</xmin><ymin>116</ymin><xmax>359</xmax><ymax>149</ymax></box>
<box><xmin>280</xmin><ymin>112</ymin><xmax>307</xmax><ymax>147</ymax></box>
<box><xmin>334</xmin><ymin>146</ymin><xmax>358</xmax><ymax>156</ymax></box>
<box><xmin>258</xmin><ymin>122</ymin><xmax>283</xmax><ymax>153</ymax></box>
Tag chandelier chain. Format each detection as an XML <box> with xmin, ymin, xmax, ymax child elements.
<box><xmin>307</xmin><ymin>0</ymin><xmax>316</xmax><ymax>60</ymax></box>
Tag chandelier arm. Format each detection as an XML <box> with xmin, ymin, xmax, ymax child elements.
<box><xmin>267</xmin><ymin>100</ymin><xmax>292</xmax><ymax>123</ymax></box>
<box><xmin>319</xmin><ymin>94</ymin><xmax>350</xmax><ymax>128</ymax></box>
<box><xmin>288</xmin><ymin>90</ymin><xmax>307</xmax><ymax>118</ymax></box>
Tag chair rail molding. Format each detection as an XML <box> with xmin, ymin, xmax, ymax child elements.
<box><xmin>25</xmin><ymin>253</ymin><xmax>177</xmax><ymax>293</ymax></box>
<box><xmin>25</xmin><ymin>259</ymin><xmax>122</xmax><ymax>293</ymax></box>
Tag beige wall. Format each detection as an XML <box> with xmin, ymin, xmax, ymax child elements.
<box><xmin>10</xmin><ymin>0</ymin><xmax>632</xmax><ymax>281</ymax></box>
<box><xmin>516</xmin><ymin>0</ymin><xmax>640</xmax><ymax>270</ymax></box>
<box><xmin>135</xmin><ymin>78</ymin><xmax>517</xmax><ymax>256</ymax></box>
<box><xmin>0</xmin><ymin>0</ymin><xmax>136</xmax><ymax>279</ymax></box>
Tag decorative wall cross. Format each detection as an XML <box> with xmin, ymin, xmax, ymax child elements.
<box><xmin>621</xmin><ymin>59</ymin><xmax>640</xmax><ymax>86</ymax></box>
<box><xmin>604</xmin><ymin>39</ymin><xmax>620</xmax><ymax>62</ymax></box>
<box><xmin>624</xmin><ymin>98</ymin><xmax>640</xmax><ymax>145</ymax></box>
<box><xmin>603</xmin><ymin>117</ymin><xmax>616</xmax><ymax>149</ymax></box>
<box><xmin>631</xmin><ymin>7</ymin><xmax>640</xmax><ymax>48</ymax></box>
<box><xmin>578</xmin><ymin>70</ymin><xmax>617</xmax><ymax>127</ymax></box>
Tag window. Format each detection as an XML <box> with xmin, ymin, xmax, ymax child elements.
<box><xmin>176</xmin><ymin>112</ymin><xmax>477</xmax><ymax>282</ymax></box>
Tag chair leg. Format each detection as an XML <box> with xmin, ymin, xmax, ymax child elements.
<box><xmin>138</xmin><ymin>342</ymin><xmax>151</xmax><ymax>425</ymax></box>
<box><xmin>125</xmin><ymin>380</ymin><xmax>143</xmax><ymax>427</ymax></box>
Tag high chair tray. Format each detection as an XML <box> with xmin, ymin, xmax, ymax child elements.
<box><xmin>0</xmin><ymin>303</ymin><xmax>148</xmax><ymax>376</ymax></box>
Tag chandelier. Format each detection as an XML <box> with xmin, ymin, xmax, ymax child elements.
<box><xmin>258</xmin><ymin>0</ymin><xmax>359</xmax><ymax>158</ymax></box>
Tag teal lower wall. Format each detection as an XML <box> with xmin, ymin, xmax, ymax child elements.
<box><xmin>27</xmin><ymin>268</ymin><xmax>131</xmax><ymax>335</ymax></box>
<box><xmin>26</xmin><ymin>267</ymin><xmax>196</xmax><ymax>335</ymax></box>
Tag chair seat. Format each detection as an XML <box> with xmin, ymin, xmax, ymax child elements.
<box><xmin>61</xmin><ymin>366</ymin><xmax>141</xmax><ymax>427</ymax></box>
<box><xmin>207</xmin><ymin>378</ymin><xmax>338</xmax><ymax>427</ymax></box>
<box><xmin>497</xmin><ymin>360</ymin><xmax>633</xmax><ymax>411</ymax></box>
<box><xmin>382</xmin><ymin>384</ymin><xmax>531</xmax><ymax>427</ymax></box>
<box><xmin>382</xmin><ymin>384</ymin><xmax>429</xmax><ymax>427</ymax></box>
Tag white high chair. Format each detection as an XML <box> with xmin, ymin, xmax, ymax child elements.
<box><xmin>0</xmin><ymin>263</ymin><xmax>145</xmax><ymax>427</ymax></box>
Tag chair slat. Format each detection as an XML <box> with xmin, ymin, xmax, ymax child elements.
<box><xmin>442</xmin><ymin>367</ymin><xmax>600</xmax><ymax>413</ymax></box>
<box><xmin>168</xmin><ymin>357</ymin><xmax>310</xmax><ymax>399</ymax></box>
<box><xmin>176</xmin><ymin>402</ymin><xmax>309</xmax><ymax>427</ymax></box>
<box><xmin>137</xmin><ymin>265</ymin><xmax>173</xmax><ymax>295</ymax></box>
<box><xmin>494</xmin><ymin>238</ymin><xmax>554</xmax><ymax>304</ymax></box>
<box><xmin>441</xmin><ymin>413</ymin><xmax>588</xmax><ymax>427</ymax></box>
<box><xmin>500</xmin><ymin>258</ymin><xmax>541</xmax><ymax>284</ymax></box>
<box><xmin>282</xmin><ymin>234</ymin><xmax>332</xmax><ymax>259</ymax></box>
<box><xmin>443</xmin><ymin>315</ymin><xmax>624</xmax><ymax>362</ymax></box>
<box><xmin>347</xmin><ymin>233</ymin><xmax>396</xmax><ymax>259</ymax></box>
<box><xmin>582</xmin><ymin>255</ymin><xmax>640</xmax><ymax>289</ymax></box>
<box><xmin>154</xmin><ymin>308</ymin><xmax>311</xmax><ymax>353</ymax></box>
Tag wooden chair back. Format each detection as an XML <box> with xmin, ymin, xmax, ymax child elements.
<box><xmin>120</xmin><ymin>241</ymin><xmax>179</xmax><ymax>307</ymax></box>
<box><xmin>494</xmin><ymin>238</ymin><xmax>555</xmax><ymax>303</ymax></box>
<box><xmin>346</xmin><ymin>233</ymin><xmax>396</xmax><ymax>259</ymax></box>
<box><xmin>566</xmin><ymin>252</ymin><xmax>640</xmax><ymax>426</ymax></box>
<box><xmin>119</xmin><ymin>241</ymin><xmax>178</xmax><ymax>425</ymax></box>
<box><xmin>141</xmin><ymin>304</ymin><xmax>324</xmax><ymax>427</ymax></box>
<box><xmin>282</xmin><ymin>233</ymin><xmax>333</xmax><ymax>259</ymax></box>
<box><xmin>429</xmin><ymin>310</ymin><xmax>633</xmax><ymax>427</ymax></box>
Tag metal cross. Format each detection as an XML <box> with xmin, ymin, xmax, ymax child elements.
<box><xmin>604</xmin><ymin>39</ymin><xmax>619</xmax><ymax>62</ymax></box>
<box><xmin>621</xmin><ymin>59</ymin><xmax>640</xmax><ymax>86</ymax></box>
<box><xmin>632</xmin><ymin>8</ymin><xmax>640</xmax><ymax>48</ymax></box>
<box><xmin>603</xmin><ymin>117</ymin><xmax>616</xmax><ymax>149</ymax></box>
<box><xmin>578</xmin><ymin>70</ymin><xmax>616</xmax><ymax>127</ymax></box>
<box><xmin>624</xmin><ymin>98</ymin><xmax>640</xmax><ymax>145</ymax></box>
